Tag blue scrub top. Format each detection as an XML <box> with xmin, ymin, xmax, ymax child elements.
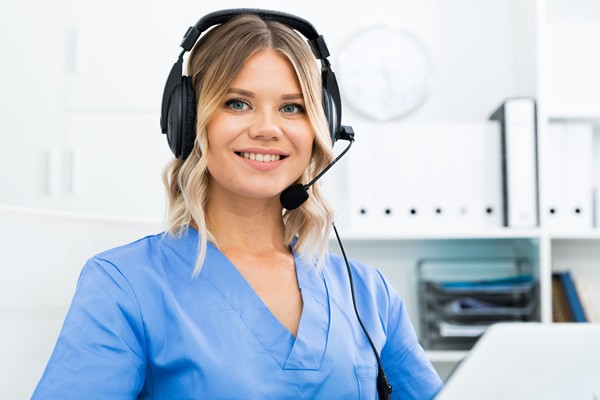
<box><xmin>33</xmin><ymin>228</ymin><xmax>442</xmax><ymax>399</ymax></box>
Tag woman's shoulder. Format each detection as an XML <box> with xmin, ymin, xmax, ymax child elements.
<box><xmin>75</xmin><ymin>231</ymin><xmax>200</xmax><ymax>300</ymax></box>
<box><xmin>85</xmin><ymin>229</ymin><xmax>198</xmax><ymax>279</ymax></box>
<box><xmin>92</xmin><ymin>232</ymin><xmax>164</xmax><ymax>265</ymax></box>
<box><xmin>324</xmin><ymin>252</ymin><xmax>393</xmax><ymax>299</ymax></box>
<box><xmin>326</xmin><ymin>252</ymin><xmax>384</xmax><ymax>278</ymax></box>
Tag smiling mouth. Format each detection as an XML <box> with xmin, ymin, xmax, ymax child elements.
<box><xmin>236</xmin><ymin>152</ymin><xmax>286</xmax><ymax>163</ymax></box>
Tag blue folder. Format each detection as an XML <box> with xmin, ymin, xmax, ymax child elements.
<box><xmin>555</xmin><ymin>271</ymin><xmax>587</xmax><ymax>322</ymax></box>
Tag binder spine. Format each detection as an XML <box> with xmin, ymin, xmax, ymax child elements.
<box><xmin>490</xmin><ymin>98</ymin><xmax>539</xmax><ymax>228</ymax></box>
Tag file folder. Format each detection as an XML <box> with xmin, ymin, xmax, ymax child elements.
<box><xmin>490</xmin><ymin>98</ymin><xmax>538</xmax><ymax>228</ymax></box>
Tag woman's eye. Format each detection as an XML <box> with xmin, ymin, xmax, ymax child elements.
<box><xmin>280</xmin><ymin>103</ymin><xmax>305</xmax><ymax>114</ymax></box>
<box><xmin>225</xmin><ymin>99</ymin><xmax>250</xmax><ymax>111</ymax></box>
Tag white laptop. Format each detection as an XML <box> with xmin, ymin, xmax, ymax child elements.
<box><xmin>436</xmin><ymin>322</ymin><xmax>600</xmax><ymax>400</ymax></box>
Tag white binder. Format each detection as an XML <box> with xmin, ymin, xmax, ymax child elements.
<box><xmin>545</xmin><ymin>121</ymin><xmax>593</xmax><ymax>230</ymax></box>
<box><xmin>544</xmin><ymin>122</ymin><xmax>566</xmax><ymax>229</ymax></box>
<box><xmin>563</xmin><ymin>121</ymin><xmax>593</xmax><ymax>229</ymax></box>
<box><xmin>346</xmin><ymin>122</ymin><xmax>382</xmax><ymax>231</ymax></box>
<box><xmin>490</xmin><ymin>98</ymin><xmax>538</xmax><ymax>228</ymax></box>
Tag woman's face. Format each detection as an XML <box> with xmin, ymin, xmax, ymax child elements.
<box><xmin>205</xmin><ymin>48</ymin><xmax>314</xmax><ymax>206</ymax></box>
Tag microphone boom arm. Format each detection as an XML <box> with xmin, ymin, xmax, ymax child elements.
<box><xmin>304</xmin><ymin>126</ymin><xmax>354</xmax><ymax>189</ymax></box>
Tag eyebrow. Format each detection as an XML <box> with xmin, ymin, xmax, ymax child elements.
<box><xmin>281</xmin><ymin>93</ymin><xmax>304</xmax><ymax>101</ymax></box>
<box><xmin>227</xmin><ymin>88</ymin><xmax>304</xmax><ymax>101</ymax></box>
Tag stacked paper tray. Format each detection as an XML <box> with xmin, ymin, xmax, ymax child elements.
<box><xmin>417</xmin><ymin>258</ymin><xmax>539</xmax><ymax>350</ymax></box>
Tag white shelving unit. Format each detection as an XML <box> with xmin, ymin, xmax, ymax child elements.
<box><xmin>325</xmin><ymin>0</ymin><xmax>600</xmax><ymax>379</ymax></box>
<box><xmin>540</xmin><ymin>0</ymin><xmax>600</xmax><ymax>331</ymax></box>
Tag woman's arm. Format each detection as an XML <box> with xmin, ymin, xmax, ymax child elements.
<box><xmin>377</xmin><ymin>271</ymin><xmax>444</xmax><ymax>400</ymax></box>
<box><xmin>32</xmin><ymin>257</ymin><xmax>147</xmax><ymax>399</ymax></box>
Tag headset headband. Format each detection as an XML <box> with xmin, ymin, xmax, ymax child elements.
<box><xmin>160</xmin><ymin>8</ymin><xmax>339</xmax><ymax>136</ymax></box>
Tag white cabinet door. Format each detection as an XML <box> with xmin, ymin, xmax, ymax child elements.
<box><xmin>0</xmin><ymin>1</ymin><xmax>67</xmax><ymax>209</ymax></box>
<box><xmin>63</xmin><ymin>111</ymin><xmax>172</xmax><ymax>219</ymax></box>
<box><xmin>62</xmin><ymin>0</ymin><xmax>202</xmax><ymax>217</ymax></box>
<box><xmin>64</xmin><ymin>0</ymin><xmax>212</xmax><ymax>111</ymax></box>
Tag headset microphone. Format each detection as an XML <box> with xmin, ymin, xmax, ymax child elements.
<box><xmin>279</xmin><ymin>184</ymin><xmax>309</xmax><ymax>211</ymax></box>
<box><xmin>280</xmin><ymin>126</ymin><xmax>354</xmax><ymax>210</ymax></box>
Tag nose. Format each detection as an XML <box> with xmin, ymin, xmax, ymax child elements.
<box><xmin>248</xmin><ymin>108</ymin><xmax>283</xmax><ymax>141</ymax></box>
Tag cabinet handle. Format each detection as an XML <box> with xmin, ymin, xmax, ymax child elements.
<box><xmin>45</xmin><ymin>149</ymin><xmax>60</xmax><ymax>196</ymax></box>
<box><xmin>66</xmin><ymin>149</ymin><xmax>79</xmax><ymax>195</ymax></box>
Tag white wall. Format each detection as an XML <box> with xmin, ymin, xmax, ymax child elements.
<box><xmin>0</xmin><ymin>0</ymin><xmax>531</xmax><ymax>220</ymax></box>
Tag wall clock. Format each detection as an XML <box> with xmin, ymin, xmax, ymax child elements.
<box><xmin>337</xmin><ymin>25</ymin><xmax>434</xmax><ymax>121</ymax></box>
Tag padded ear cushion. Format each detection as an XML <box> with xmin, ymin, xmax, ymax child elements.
<box><xmin>166</xmin><ymin>77</ymin><xmax>196</xmax><ymax>158</ymax></box>
<box><xmin>180</xmin><ymin>76</ymin><xmax>197</xmax><ymax>159</ymax></box>
<box><xmin>322</xmin><ymin>88</ymin><xmax>339</xmax><ymax>143</ymax></box>
<box><xmin>166</xmin><ymin>82</ymin><xmax>183</xmax><ymax>157</ymax></box>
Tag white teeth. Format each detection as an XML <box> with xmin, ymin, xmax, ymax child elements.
<box><xmin>241</xmin><ymin>152</ymin><xmax>281</xmax><ymax>163</ymax></box>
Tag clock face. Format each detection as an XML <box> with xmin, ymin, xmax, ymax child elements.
<box><xmin>337</xmin><ymin>25</ymin><xmax>434</xmax><ymax>121</ymax></box>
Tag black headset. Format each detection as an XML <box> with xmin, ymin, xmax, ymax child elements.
<box><xmin>160</xmin><ymin>8</ymin><xmax>345</xmax><ymax>159</ymax></box>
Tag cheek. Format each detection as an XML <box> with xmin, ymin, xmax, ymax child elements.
<box><xmin>288</xmin><ymin>126</ymin><xmax>313</xmax><ymax>165</ymax></box>
<box><xmin>303</xmin><ymin>139</ymin><xmax>315</xmax><ymax>166</ymax></box>
<box><xmin>292</xmin><ymin>120</ymin><xmax>315</xmax><ymax>152</ymax></box>
<box><xmin>205</xmin><ymin>118</ymin><xmax>233</xmax><ymax>158</ymax></box>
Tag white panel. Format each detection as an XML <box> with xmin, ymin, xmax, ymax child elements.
<box><xmin>545</xmin><ymin>22</ymin><xmax>600</xmax><ymax>118</ymax></box>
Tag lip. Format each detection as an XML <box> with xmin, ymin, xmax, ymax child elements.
<box><xmin>235</xmin><ymin>148</ymin><xmax>288</xmax><ymax>171</ymax></box>
<box><xmin>235</xmin><ymin>147</ymin><xmax>288</xmax><ymax>157</ymax></box>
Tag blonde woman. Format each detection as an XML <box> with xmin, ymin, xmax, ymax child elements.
<box><xmin>33</xmin><ymin>10</ymin><xmax>442</xmax><ymax>399</ymax></box>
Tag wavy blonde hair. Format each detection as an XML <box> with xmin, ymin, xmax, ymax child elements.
<box><xmin>162</xmin><ymin>14</ymin><xmax>335</xmax><ymax>275</ymax></box>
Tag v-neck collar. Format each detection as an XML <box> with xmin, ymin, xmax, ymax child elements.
<box><xmin>170</xmin><ymin>229</ymin><xmax>330</xmax><ymax>371</ymax></box>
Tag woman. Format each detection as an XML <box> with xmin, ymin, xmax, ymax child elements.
<box><xmin>33</xmin><ymin>10</ymin><xmax>443</xmax><ymax>399</ymax></box>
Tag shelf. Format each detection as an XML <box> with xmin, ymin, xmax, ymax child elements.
<box><xmin>547</xmin><ymin>230</ymin><xmax>600</xmax><ymax>241</ymax></box>
<box><xmin>331</xmin><ymin>228</ymin><xmax>541</xmax><ymax>241</ymax></box>
<box><xmin>331</xmin><ymin>228</ymin><xmax>600</xmax><ymax>241</ymax></box>
<box><xmin>547</xmin><ymin>113</ymin><xmax>600</xmax><ymax>122</ymax></box>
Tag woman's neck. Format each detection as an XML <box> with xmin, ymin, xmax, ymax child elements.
<box><xmin>205</xmin><ymin>193</ymin><xmax>288</xmax><ymax>255</ymax></box>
